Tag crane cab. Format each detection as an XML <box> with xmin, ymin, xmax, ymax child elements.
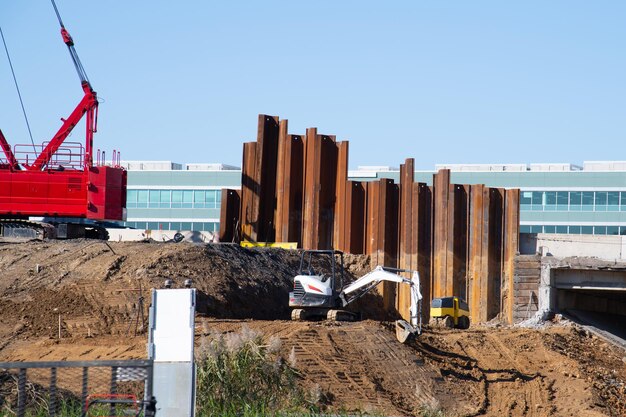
<box><xmin>430</xmin><ymin>296</ymin><xmax>470</xmax><ymax>329</ymax></box>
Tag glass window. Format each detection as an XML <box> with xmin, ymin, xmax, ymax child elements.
<box><xmin>621</xmin><ymin>192</ymin><xmax>626</xmax><ymax>211</ymax></box>
<box><xmin>569</xmin><ymin>225</ymin><xmax>581</xmax><ymax>234</ymax></box>
<box><xmin>171</xmin><ymin>190</ymin><xmax>182</xmax><ymax>208</ymax></box>
<box><xmin>169</xmin><ymin>222</ymin><xmax>181</xmax><ymax>231</ymax></box>
<box><xmin>594</xmin><ymin>192</ymin><xmax>607</xmax><ymax>211</ymax></box>
<box><xmin>532</xmin><ymin>192</ymin><xmax>543</xmax><ymax>211</ymax></box>
<box><xmin>594</xmin><ymin>226</ymin><xmax>607</xmax><ymax>235</ymax></box>
<box><xmin>621</xmin><ymin>226</ymin><xmax>626</xmax><ymax>236</ymax></box>
<box><xmin>149</xmin><ymin>190</ymin><xmax>160</xmax><ymax>208</ymax></box>
<box><xmin>181</xmin><ymin>222</ymin><xmax>192</xmax><ymax>230</ymax></box>
<box><xmin>607</xmin><ymin>192</ymin><xmax>619</xmax><ymax>211</ymax></box>
<box><xmin>607</xmin><ymin>226</ymin><xmax>619</xmax><ymax>235</ymax></box>
<box><xmin>581</xmin><ymin>192</ymin><xmax>594</xmax><ymax>211</ymax></box>
<box><xmin>520</xmin><ymin>192</ymin><xmax>532</xmax><ymax>211</ymax></box>
<box><xmin>127</xmin><ymin>190</ymin><xmax>138</xmax><ymax>208</ymax></box>
<box><xmin>520</xmin><ymin>225</ymin><xmax>531</xmax><ymax>233</ymax></box>
<box><xmin>556</xmin><ymin>226</ymin><xmax>568</xmax><ymax>234</ymax></box>
<box><xmin>182</xmin><ymin>191</ymin><xmax>193</xmax><ymax>208</ymax></box>
<box><xmin>160</xmin><ymin>190</ymin><xmax>170</xmax><ymax>208</ymax></box>
<box><xmin>569</xmin><ymin>192</ymin><xmax>581</xmax><ymax>211</ymax></box>
<box><xmin>147</xmin><ymin>222</ymin><xmax>160</xmax><ymax>230</ymax></box>
<box><xmin>556</xmin><ymin>192</ymin><xmax>568</xmax><ymax>211</ymax></box>
<box><xmin>581</xmin><ymin>226</ymin><xmax>593</xmax><ymax>234</ymax></box>
<box><xmin>530</xmin><ymin>225</ymin><xmax>542</xmax><ymax>233</ymax></box>
<box><xmin>544</xmin><ymin>192</ymin><xmax>556</xmax><ymax>211</ymax></box>
<box><xmin>206</xmin><ymin>190</ymin><xmax>217</xmax><ymax>208</ymax></box>
<box><xmin>137</xmin><ymin>190</ymin><xmax>148</xmax><ymax>208</ymax></box>
<box><xmin>216</xmin><ymin>191</ymin><xmax>222</xmax><ymax>206</ymax></box>
<box><xmin>543</xmin><ymin>225</ymin><xmax>556</xmax><ymax>233</ymax></box>
<box><xmin>194</xmin><ymin>191</ymin><xmax>205</xmax><ymax>208</ymax></box>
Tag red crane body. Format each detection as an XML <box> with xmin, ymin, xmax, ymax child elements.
<box><xmin>0</xmin><ymin>16</ymin><xmax>126</xmax><ymax>225</ymax></box>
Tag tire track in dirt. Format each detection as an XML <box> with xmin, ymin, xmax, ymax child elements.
<box><xmin>453</xmin><ymin>331</ymin><xmax>548</xmax><ymax>417</ymax></box>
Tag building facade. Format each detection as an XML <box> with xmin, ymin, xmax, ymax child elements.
<box><xmin>123</xmin><ymin>161</ymin><xmax>626</xmax><ymax>236</ymax></box>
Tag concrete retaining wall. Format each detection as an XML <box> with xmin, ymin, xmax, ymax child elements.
<box><xmin>521</xmin><ymin>233</ymin><xmax>626</xmax><ymax>261</ymax></box>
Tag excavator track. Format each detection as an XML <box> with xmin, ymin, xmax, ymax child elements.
<box><xmin>0</xmin><ymin>219</ymin><xmax>54</xmax><ymax>241</ymax></box>
<box><xmin>0</xmin><ymin>219</ymin><xmax>109</xmax><ymax>241</ymax></box>
<box><xmin>327</xmin><ymin>309</ymin><xmax>358</xmax><ymax>322</ymax></box>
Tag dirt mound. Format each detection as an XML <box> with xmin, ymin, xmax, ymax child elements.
<box><xmin>0</xmin><ymin>240</ymin><xmax>624</xmax><ymax>416</ymax></box>
<box><xmin>0</xmin><ymin>241</ymin><xmax>374</xmax><ymax>339</ymax></box>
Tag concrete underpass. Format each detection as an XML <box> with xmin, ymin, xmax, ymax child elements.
<box><xmin>552</xmin><ymin>268</ymin><xmax>626</xmax><ymax>345</ymax></box>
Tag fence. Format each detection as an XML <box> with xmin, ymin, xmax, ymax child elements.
<box><xmin>0</xmin><ymin>359</ymin><xmax>154</xmax><ymax>417</ymax></box>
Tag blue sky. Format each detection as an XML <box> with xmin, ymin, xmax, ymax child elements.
<box><xmin>0</xmin><ymin>1</ymin><xmax>624</xmax><ymax>169</ymax></box>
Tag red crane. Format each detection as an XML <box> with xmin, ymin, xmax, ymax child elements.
<box><xmin>0</xmin><ymin>2</ymin><xmax>126</xmax><ymax>239</ymax></box>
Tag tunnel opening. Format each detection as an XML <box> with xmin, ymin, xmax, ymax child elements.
<box><xmin>552</xmin><ymin>268</ymin><xmax>626</xmax><ymax>340</ymax></box>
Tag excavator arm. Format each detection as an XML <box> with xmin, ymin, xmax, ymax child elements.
<box><xmin>339</xmin><ymin>265</ymin><xmax>423</xmax><ymax>342</ymax></box>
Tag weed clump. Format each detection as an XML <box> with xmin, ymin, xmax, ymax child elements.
<box><xmin>195</xmin><ymin>325</ymin><xmax>311</xmax><ymax>416</ymax></box>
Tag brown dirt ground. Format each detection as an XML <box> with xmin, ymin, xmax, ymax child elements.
<box><xmin>0</xmin><ymin>240</ymin><xmax>624</xmax><ymax>416</ymax></box>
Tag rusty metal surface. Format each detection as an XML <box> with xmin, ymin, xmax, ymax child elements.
<box><xmin>502</xmin><ymin>189</ymin><xmax>520</xmax><ymax>324</ymax></box>
<box><xmin>218</xmin><ymin>189</ymin><xmax>240</xmax><ymax>243</ymax></box>
<box><xmin>275</xmin><ymin>119</ymin><xmax>289</xmax><ymax>243</ymax></box>
<box><xmin>487</xmin><ymin>187</ymin><xmax>505</xmax><ymax>320</ymax></box>
<box><xmin>302</xmin><ymin>128</ymin><xmax>321</xmax><ymax>250</ymax></box>
<box><xmin>228</xmin><ymin>114</ymin><xmax>522</xmax><ymax>324</ymax></box>
<box><xmin>397</xmin><ymin>159</ymin><xmax>414</xmax><ymax>321</ymax></box>
<box><xmin>432</xmin><ymin>169</ymin><xmax>450</xmax><ymax>299</ymax></box>
<box><xmin>416</xmin><ymin>183</ymin><xmax>432</xmax><ymax>320</ymax></box>
<box><xmin>333</xmin><ymin>141</ymin><xmax>349</xmax><ymax>251</ymax></box>
<box><xmin>253</xmin><ymin>115</ymin><xmax>280</xmax><ymax>242</ymax></box>
<box><xmin>240</xmin><ymin>141</ymin><xmax>258</xmax><ymax>242</ymax></box>
<box><xmin>468</xmin><ymin>184</ymin><xmax>486</xmax><ymax>322</ymax></box>
<box><xmin>318</xmin><ymin>135</ymin><xmax>338</xmax><ymax>249</ymax></box>
<box><xmin>344</xmin><ymin>181</ymin><xmax>366</xmax><ymax>254</ymax></box>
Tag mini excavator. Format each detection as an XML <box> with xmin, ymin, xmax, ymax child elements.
<box><xmin>289</xmin><ymin>250</ymin><xmax>422</xmax><ymax>343</ymax></box>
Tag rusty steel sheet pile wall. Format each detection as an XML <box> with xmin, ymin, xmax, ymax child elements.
<box><xmin>220</xmin><ymin>114</ymin><xmax>520</xmax><ymax>323</ymax></box>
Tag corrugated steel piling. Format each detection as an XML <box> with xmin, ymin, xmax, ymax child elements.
<box><xmin>220</xmin><ymin>114</ymin><xmax>521</xmax><ymax>324</ymax></box>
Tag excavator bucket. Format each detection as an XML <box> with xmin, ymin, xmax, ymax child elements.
<box><xmin>395</xmin><ymin>319</ymin><xmax>417</xmax><ymax>344</ymax></box>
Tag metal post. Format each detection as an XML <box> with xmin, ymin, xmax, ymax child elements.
<box><xmin>17</xmin><ymin>368</ymin><xmax>26</xmax><ymax>417</ymax></box>
<box><xmin>81</xmin><ymin>367</ymin><xmax>88</xmax><ymax>417</ymax></box>
<box><xmin>110</xmin><ymin>366</ymin><xmax>118</xmax><ymax>417</ymax></box>
<box><xmin>49</xmin><ymin>367</ymin><xmax>57</xmax><ymax>417</ymax></box>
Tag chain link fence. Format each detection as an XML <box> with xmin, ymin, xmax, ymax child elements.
<box><xmin>0</xmin><ymin>359</ymin><xmax>154</xmax><ymax>417</ymax></box>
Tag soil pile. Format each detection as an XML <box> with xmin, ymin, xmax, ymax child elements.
<box><xmin>0</xmin><ymin>240</ymin><xmax>624</xmax><ymax>416</ymax></box>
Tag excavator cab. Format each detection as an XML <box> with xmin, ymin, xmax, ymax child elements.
<box><xmin>289</xmin><ymin>250</ymin><xmax>345</xmax><ymax>311</ymax></box>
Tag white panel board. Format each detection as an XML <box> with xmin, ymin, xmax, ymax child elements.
<box><xmin>150</xmin><ymin>289</ymin><xmax>195</xmax><ymax>362</ymax></box>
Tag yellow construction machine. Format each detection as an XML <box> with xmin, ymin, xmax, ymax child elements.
<box><xmin>430</xmin><ymin>296</ymin><xmax>470</xmax><ymax>329</ymax></box>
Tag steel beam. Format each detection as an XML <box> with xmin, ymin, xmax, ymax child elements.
<box><xmin>218</xmin><ymin>189</ymin><xmax>240</xmax><ymax>243</ymax></box>
<box><xmin>253</xmin><ymin>115</ymin><xmax>280</xmax><ymax>242</ymax></box>
<box><xmin>318</xmin><ymin>135</ymin><xmax>338</xmax><ymax>249</ymax></box>
<box><xmin>333</xmin><ymin>141</ymin><xmax>349</xmax><ymax>251</ymax></box>
<box><xmin>447</xmin><ymin>184</ymin><xmax>469</xmax><ymax>300</ymax></box>
<box><xmin>275</xmin><ymin>119</ymin><xmax>289</xmax><ymax>242</ymax></box>
<box><xmin>344</xmin><ymin>181</ymin><xmax>366</xmax><ymax>254</ymax></box>
<box><xmin>302</xmin><ymin>128</ymin><xmax>321</xmax><ymax>249</ymax></box>
<box><xmin>416</xmin><ymin>183</ymin><xmax>433</xmax><ymax>320</ymax></box>
<box><xmin>432</xmin><ymin>169</ymin><xmax>450</xmax><ymax>299</ymax></box>
<box><xmin>502</xmin><ymin>189</ymin><xmax>520</xmax><ymax>324</ymax></box>
<box><xmin>240</xmin><ymin>141</ymin><xmax>257</xmax><ymax>242</ymax></box>
<box><xmin>397</xmin><ymin>159</ymin><xmax>414</xmax><ymax>321</ymax></box>
<box><xmin>468</xmin><ymin>184</ymin><xmax>486</xmax><ymax>322</ymax></box>
<box><xmin>487</xmin><ymin>187</ymin><xmax>505</xmax><ymax>320</ymax></box>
